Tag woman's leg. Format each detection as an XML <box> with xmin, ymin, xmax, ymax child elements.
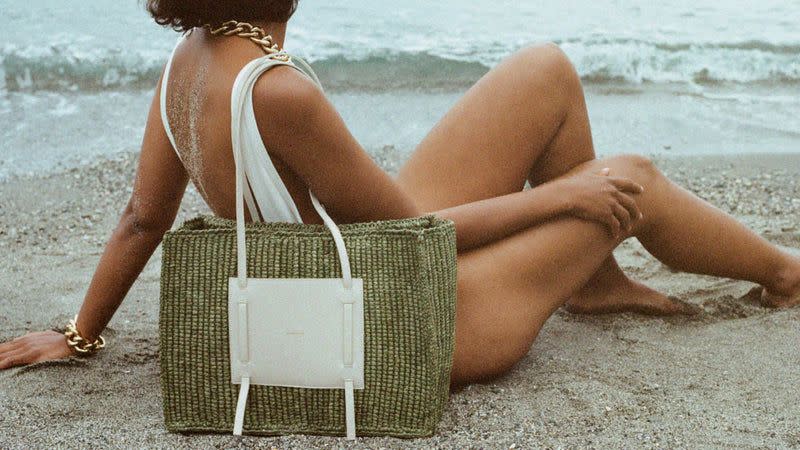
<box><xmin>572</xmin><ymin>155</ymin><xmax>800</xmax><ymax>302</ymax></box>
<box><xmin>518</xmin><ymin>47</ymin><xmax>671</xmax><ymax>315</ymax></box>
<box><xmin>450</xmin><ymin>154</ymin><xmax>657</xmax><ymax>384</ymax></box>
<box><xmin>452</xmin><ymin>211</ymin><xmax>622</xmax><ymax>385</ymax></box>
<box><xmin>397</xmin><ymin>42</ymin><xmax>677</xmax><ymax>315</ymax></box>
<box><xmin>451</xmin><ymin>154</ymin><xmax>800</xmax><ymax>385</ymax></box>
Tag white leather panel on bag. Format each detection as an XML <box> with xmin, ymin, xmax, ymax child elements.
<box><xmin>228</xmin><ymin>277</ymin><xmax>365</xmax><ymax>389</ymax></box>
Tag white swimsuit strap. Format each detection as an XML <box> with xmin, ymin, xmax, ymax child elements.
<box><xmin>159</xmin><ymin>35</ymin><xmax>186</xmax><ymax>162</ymax></box>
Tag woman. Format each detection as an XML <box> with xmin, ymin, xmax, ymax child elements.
<box><xmin>1</xmin><ymin>0</ymin><xmax>798</xmax><ymax>386</ymax></box>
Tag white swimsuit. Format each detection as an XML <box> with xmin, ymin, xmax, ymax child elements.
<box><xmin>159</xmin><ymin>34</ymin><xmax>324</xmax><ymax>224</ymax></box>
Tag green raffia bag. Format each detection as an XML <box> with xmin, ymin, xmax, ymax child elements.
<box><xmin>159</xmin><ymin>213</ymin><xmax>458</xmax><ymax>437</ymax></box>
<box><xmin>157</xmin><ymin>36</ymin><xmax>458</xmax><ymax>439</ymax></box>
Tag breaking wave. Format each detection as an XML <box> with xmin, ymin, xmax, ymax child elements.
<box><xmin>2</xmin><ymin>38</ymin><xmax>799</xmax><ymax>92</ymax></box>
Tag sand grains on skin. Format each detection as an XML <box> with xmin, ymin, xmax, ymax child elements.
<box><xmin>165</xmin><ymin>59</ymin><xmax>211</xmax><ymax>204</ymax></box>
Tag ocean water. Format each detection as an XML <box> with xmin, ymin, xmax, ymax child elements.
<box><xmin>1</xmin><ymin>0</ymin><xmax>798</xmax><ymax>179</ymax></box>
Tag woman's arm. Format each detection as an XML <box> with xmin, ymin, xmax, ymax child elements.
<box><xmin>429</xmin><ymin>183</ymin><xmax>567</xmax><ymax>251</ymax></box>
<box><xmin>431</xmin><ymin>168</ymin><xmax>644</xmax><ymax>251</ymax></box>
<box><xmin>255</xmin><ymin>68</ymin><xmax>643</xmax><ymax>252</ymax></box>
<box><xmin>75</xmin><ymin>80</ymin><xmax>189</xmax><ymax>341</ymax></box>
<box><xmin>0</xmin><ymin>77</ymin><xmax>188</xmax><ymax>369</ymax></box>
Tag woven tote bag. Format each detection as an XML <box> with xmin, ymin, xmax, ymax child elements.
<box><xmin>158</xmin><ymin>51</ymin><xmax>458</xmax><ymax>439</ymax></box>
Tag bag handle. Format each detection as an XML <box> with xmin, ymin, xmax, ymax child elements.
<box><xmin>231</xmin><ymin>54</ymin><xmax>353</xmax><ymax>291</ymax></box>
<box><xmin>230</xmin><ymin>53</ymin><xmax>359</xmax><ymax>440</ymax></box>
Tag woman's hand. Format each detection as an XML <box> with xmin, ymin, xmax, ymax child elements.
<box><xmin>556</xmin><ymin>167</ymin><xmax>644</xmax><ymax>238</ymax></box>
<box><xmin>0</xmin><ymin>331</ymin><xmax>75</xmax><ymax>370</ymax></box>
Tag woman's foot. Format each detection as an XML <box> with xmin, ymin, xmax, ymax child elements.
<box><xmin>760</xmin><ymin>287</ymin><xmax>800</xmax><ymax>308</ymax></box>
<box><xmin>759</xmin><ymin>253</ymin><xmax>800</xmax><ymax>308</ymax></box>
<box><xmin>564</xmin><ymin>276</ymin><xmax>700</xmax><ymax>316</ymax></box>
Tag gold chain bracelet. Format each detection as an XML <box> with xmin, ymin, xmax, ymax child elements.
<box><xmin>64</xmin><ymin>315</ymin><xmax>106</xmax><ymax>355</ymax></box>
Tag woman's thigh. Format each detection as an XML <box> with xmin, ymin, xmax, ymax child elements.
<box><xmin>451</xmin><ymin>216</ymin><xmax>617</xmax><ymax>386</ymax></box>
<box><xmin>396</xmin><ymin>42</ymin><xmax>581</xmax><ymax>210</ymax></box>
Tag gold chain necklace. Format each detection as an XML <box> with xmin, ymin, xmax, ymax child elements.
<box><xmin>203</xmin><ymin>20</ymin><xmax>291</xmax><ymax>62</ymax></box>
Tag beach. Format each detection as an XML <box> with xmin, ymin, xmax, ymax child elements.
<box><xmin>2</xmin><ymin>0</ymin><xmax>800</xmax><ymax>446</ymax></box>
<box><xmin>1</xmin><ymin>151</ymin><xmax>799</xmax><ymax>448</ymax></box>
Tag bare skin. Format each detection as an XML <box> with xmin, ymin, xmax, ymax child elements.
<box><xmin>396</xmin><ymin>42</ymin><xmax>687</xmax><ymax>317</ymax></box>
<box><xmin>1</xmin><ymin>20</ymin><xmax>799</xmax><ymax>386</ymax></box>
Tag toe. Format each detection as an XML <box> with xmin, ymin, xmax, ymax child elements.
<box><xmin>665</xmin><ymin>296</ymin><xmax>702</xmax><ymax>316</ymax></box>
<box><xmin>760</xmin><ymin>286</ymin><xmax>800</xmax><ymax>308</ymax></box>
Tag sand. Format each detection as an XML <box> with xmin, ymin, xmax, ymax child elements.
<box><xmin>1</xmin><ymin>151</ymin><xmax>799</xmax><ymax>449</ymax></box>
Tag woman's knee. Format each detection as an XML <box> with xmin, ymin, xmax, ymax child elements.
<box><xmin>602</xmin><ymin>153</ymin><xmax>662</xmax><ymax>185</ymax></box>
<box><xmin>516</xmin><ymin>42</ymin><xmax>582</xmax><ymax>92</ymax></box>
<box><xmin>451</xmin><ymin>335</ymin><xmax>533</xmax><ymax>387</ymax></box>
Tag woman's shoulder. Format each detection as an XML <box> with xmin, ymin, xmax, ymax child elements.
<box><xmin>250</xmin><ymin>60</ymin><xmax>328</xmax><ymax>140</ymax></box>
<box><xmin>252</xmin><ymin>60</ymin><xmax>324</xmax><ymax>108</ymax></box>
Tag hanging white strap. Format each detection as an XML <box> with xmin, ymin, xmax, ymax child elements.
<box><xmin>309</xmin><ymin>192</ymin><xmax>353</xmax><ymax>288</ymax></box>
<box><xmin>233</xmin><ymin>376</ymin><xmax>250</xmax><ymax>436</ymax></box>
<box><xmin>290</xmin><ymin>54</ymin><xmax>325</xmax><ymax>90</ymax></box>
<box><xmin>344</xmin><ymin>379</ymin><xmax>356</xmax><ymax>440</ymax></box>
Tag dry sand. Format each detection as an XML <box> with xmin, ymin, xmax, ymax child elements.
<box><xmin>1</xmin><ymin>151</ymin><xmax>799</xmax><ymax>449</ymax></box>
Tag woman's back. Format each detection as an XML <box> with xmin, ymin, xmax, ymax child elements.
<box><xmin>160</xmin><ymin>30</ymin><xmax>319</xmax><ymax>224</ymax></box>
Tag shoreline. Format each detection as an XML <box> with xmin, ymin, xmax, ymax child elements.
<box><xmin>2</xmin><ymin>83</ymin><xmax>799</xmax><ymax>182</ymax></box>
<box><xmin>1</xmin><ymin>151</ymin><xmax>799</xmax><ymax>448</ymax></box>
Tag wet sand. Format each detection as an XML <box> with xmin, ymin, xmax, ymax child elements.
<box><xmin>1</xmin><ymin>151</ymin><xmax>799</xmax><ymax>448</ymax></box>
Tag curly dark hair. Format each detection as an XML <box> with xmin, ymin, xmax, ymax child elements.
<box><xmin>146</xmin><ymin>0</ymin><xmax>300</xmax><ymax>31</ymax></box>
